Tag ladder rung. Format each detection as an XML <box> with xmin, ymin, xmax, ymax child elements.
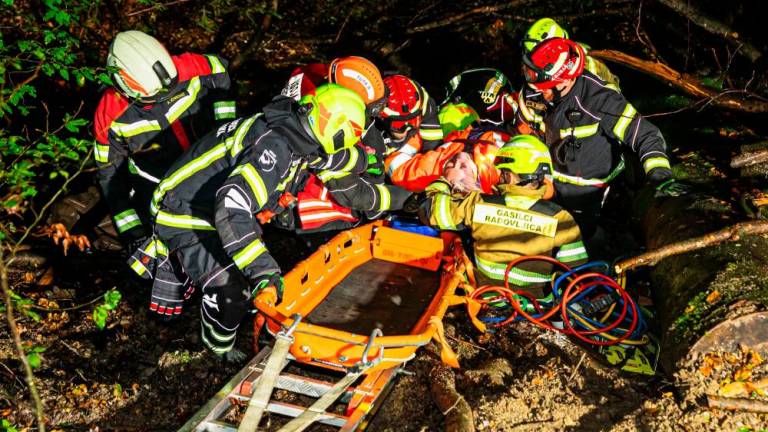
<box><xmin>200</xmin><ymin>420</ymin><xmax>238</xmax><ymax>432</ymax></box>
<box><xmin>267</xmin><ymin>401</ymin><xmax>349</xmax><ymax>428</ymax></box>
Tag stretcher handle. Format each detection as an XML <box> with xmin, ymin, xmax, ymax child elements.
<box><xmin>279</xmin><ymin>313</ymin><xmax>302</xmax><ymax>337</ymax></box>
<box><xmin>361</xmin><ymin>328</ymin><xmax>383</xmax><ymax>366</ymax></box>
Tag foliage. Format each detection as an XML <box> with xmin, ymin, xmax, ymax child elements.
<box><xmin>0</xmin><ymin>0</ymin><xmax>108</xmax><ymax>239</ymax></box>
<box><xmin>92</xmin><ymin>289</ymin><xmax>122</xmax><ymax>329</ymax></box>
<box><xmin>25</xmin><ymin>345</ymin><xmax>46</xmax><ymax>369</ymax></box>
<box><xmin>0</xmin><ymin>419</ymin><xmax>19</xmax><ymax>432</ymax></box>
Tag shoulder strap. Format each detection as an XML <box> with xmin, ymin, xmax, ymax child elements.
<box><xmin>480</xmin><ymin>194</ymin><xmax>505</xmax><ymax>205</ymax></box>
<box><xmin>529</xmin><ymin>199</ymin><xmax>561</xmax><ymax>216</ymax></box>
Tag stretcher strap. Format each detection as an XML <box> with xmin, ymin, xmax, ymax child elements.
<box><xmin>238</xmin><ymin>333</ymin><xmax>293</xmax><ymax>432</ymax></box>
<box><xmin>278</xmin><ymin>368</ymin><xmax>364</xmax><ymax>432</ymax></box>
<box><xmin>429</xmin><ymin>316</ymin><xmax>460</xmax><ymax>369</ymax></box>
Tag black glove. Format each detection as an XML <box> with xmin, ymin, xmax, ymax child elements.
<box><xmin>252</xmin><ymin>272</ymin><xmax>284</xmax><ymax>303</ymax></box>
<box><xmin>123</xmin><ymin>225</ymin><xmax>149</xmax><ymax>255</ymax></box>
<box><xmin>654</xmin><ymin>178</ymin><xmax>692</xmax><ymax>197</ymax></box>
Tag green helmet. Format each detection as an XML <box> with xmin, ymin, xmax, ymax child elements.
<box><xmin>494</xmin><ymin>135</ymin><xmax>553</xmax><ymax>182</ymax></box>
<box><xmin>523</xmin><ymin>18</ymin><xmax>570</xmax><ymax>52</ymax></box>
<box><xmin>438</xmin><ymin>103</ymin><xmax>479</xmax><ymax>136</ymax></box>
<box><xmin>300</xmin><ymin>84</ymin><xmax>367</xmax><ymax>154</ymax></box>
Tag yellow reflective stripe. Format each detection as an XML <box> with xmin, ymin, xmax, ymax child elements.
<box><xmin>213</xmin><ymin>101</ymin><xmax>236</xmax><ymax>119</ymax></box>
<box><xmin>560</xmin><ymin>123</ymin><xmax>599</xmax><ymax>139</ymax></box>
<box><xmin>475</xmin><ymin>255</ymin><xmax>551</xmax><ymax>284</ymax></box>
<box><xmin>642</xmin><ymin>157</ymin><xmax>671</xmax><ymax>173</ymax></box>
<box><xmin>503</xmin><ymin>195</ymin><xmax>537</xmax><ymax>210</ymax></box>
<box><xmin>228</xmin><ymin>116</ymin><xmax>257</xmax><ymax>157</ymax></box>
<box><xmin>376</xmin><ymin>184</ymin><xmax>391</xmax><ymax>211</ymax></box>
<box><xmin>114</xmin><ymin>209</ymin><xmax>142</xmax><ymax>233</ymax></box>
<box><xmin>155</xmin><ymin>211</ymin><xmax>215</xmax><ymax>230</ymax></box>
<box><xmin>553</xmin><ymin>158</ymin><xmax>625</xmax><ymax>187</ymax></box>
<box><xmin>152</xmin><ymin>143</ymin><xmax>230</xmax><ymax>215</ymax></box>
<box><xmin>94</xmin><ymin>143</ymin><xmax>109</xmax><ymax>163</ymax></box>
<box><xmin>112</xmin><ymin>120</ymin><xmax>162</xmax><ymax>138</ymax></box>
<box><xmin>556</xmin><ymin>241</ymin><xmax>588</xmax><ymax>262</ymax></box>
<box><xmin>277</xmin><ymin>161</ymin><xmax>305</xmax><ymax>191</ymax></box>
<box><xmin>605</xmin><ymin>83</ymin><xmax>620</xmax><ymax>92</ymax></box>
<box><xmin>166</xmin><ymin>77</ymin><xmax>202</xmax><ymax>123</ymax></box>
<box><xmin>206</xmin><ymin>55</ymin><xmax>226</xmax><ymax>74</ymax></box>
<box><xmin>130</xmin><ymin>258</ymin><xmax>148</xmax><ymax>276</ymax></box>
<box><xmin>232</xmin><ymin>163</ymin><xmax>269</xmax><ymax>207</ymax></box>
<box><xmin>232</xmin><ymin>238</ymin><xmax>267</xmax><ymax>270</ymax></box>
<box><xmin>317</xmin><ymin>170</ymin><xmax>350</xmax><ymax>182</ymax></box>
<box><xmin>419</xmin><ymin>128</ymin><xmax>444</xmax><ymax>140</ymax></box>
<box><xmin>434</xmin><ymin>194</ymin><xmax>456</xmax><ymax>230</ymax></box>
<box><xmin>612</xmin><ymin>103</ymin><xmax>637</xmax><ymax>141</ymax></box>
<box><xmin>341</xmin><ymin>148</ymin><xmax>359</xmax><ymax>172</ymax></box>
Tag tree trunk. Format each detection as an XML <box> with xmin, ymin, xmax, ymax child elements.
<box><xmin>632</xmin><ymin>186</ymin><xmax>768</xmax><ymax>370</ymax></box>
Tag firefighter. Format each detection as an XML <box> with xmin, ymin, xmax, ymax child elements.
<box><xmin>442</xmin><ymin>68</ymin><xmax>518</xmax><ymax>127</ymax></box>
<box><xmin>94</xmin><ymin>30</ymin><xmax>235</xmax><ymax>252</ymax></box>
<box><xmin>518</xmin><ymin>37</ymin><xmax>687</xmax><ymax>239</ymax></box>
<box><xmin>381</xmin><ymin>74</ymin><xmax>471</xmax><ymax>192</ymax></box>
<box><xmin>523</xmin><ymin>17</ymin><xmax>620</xmax><ymax>90</ymax></box>
<box><xmin>148</xmin><ymin>85</ymin><xmax>368</xmax><ymax>359</ymax></box>
<box><xmin>280</xmin><ymin>56</ymin><xmax>411</xmax><ymax>231</ymax></box>
<box><xmin>419</xmin><ymin>135</ymin><xmax>587</xmax><ymax>297</ymax></box>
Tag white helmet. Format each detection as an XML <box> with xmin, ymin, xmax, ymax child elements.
<box><xmin>107</xmin><ymin>31</ymin><xmax>177</xmax><ymax>101</ymax></box>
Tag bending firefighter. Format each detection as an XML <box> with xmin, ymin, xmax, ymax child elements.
<box><xmin>419</xmin><ymin>135</ymin><xmax>588</xmax><ymax>297</ymax></box>
<box><xmin>94</xmin><ymin>30</ymin><xmax>235</xmax><ymax>251</ymax></box>
<box><xmin>143</xmin><ymin>85</ymin><xmax>367</xmax><ymax>358</ymax></box>
<box><xmin>518</xmin><ymin>37</ymin><xmax>686</xmax><ymax>238</ymax></box>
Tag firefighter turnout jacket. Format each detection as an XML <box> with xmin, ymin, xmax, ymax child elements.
<box><xmin>94</xmin><ymin>53</ymin><xmax>235</xmax><ymax>240</ymax></box>
<box><xmin>150</xmin><ymin>97</ymin><xmax>365</xmax><ymax>354</ymax></box>
<box><xmin>420</xmin><ymin>183</ymin><xmax>588</xmax><ymax>296</ymax></box>
<box><xmin>516</xmin><ymin>71</ymin><xmax>672</xmax><ymax>199</ymax></box>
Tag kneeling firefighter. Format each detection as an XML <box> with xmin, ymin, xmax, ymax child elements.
<box><xmin>419</xmin><ymin>135</ymin><xmax>588</xmax><ymax>297</ymax></box>
<box><xmin>136</xmin><ymin>85</ymin><xmax>368</xmax><ymax>359</ymax></box>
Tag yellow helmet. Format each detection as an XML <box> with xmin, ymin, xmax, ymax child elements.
<box><xmin>438</xmin><ymin>103</ymin><xmax>479</xmax><ymax>136</ymax></box>
<box><xmin>494</xmin><ymin>135</ymin><xmax>552</xmax><ymax>182</ymax></box>
<box><xmin>300</xmin><ymin>84</ymin><xmax>367</xmax><ymax>154</ymax></box>
<box><xmin>523</xmin><ymin>18</ymin><xmax>570</xmax><ymax>52</ymax></box>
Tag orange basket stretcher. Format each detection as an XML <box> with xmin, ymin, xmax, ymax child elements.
<box><xmin>180</xmin><ymin>221</ymin><xmax>469</xmax><ymax>431</ymax></box>
<box><xmin>253</xmin><ymin>220</ymin><xmax>464</xmax><ymax>374</ymax></box>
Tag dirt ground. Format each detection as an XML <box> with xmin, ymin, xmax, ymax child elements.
<box><xmin>2</xmin><ymin>227</ymin><xmax>767</xmax><ymax>431</ymax></box>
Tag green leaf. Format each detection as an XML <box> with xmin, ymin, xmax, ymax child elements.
<box><xmin>701</xmin><ymin>76</ymin><xmax>724</xmax><ymax>91</ymax></box>
<box><xmin>49</xmin><ymin>171</ymin><xmax>58</xmax><ymax>179</ymax></box>
<box><xmin>58</xmin><ymin>67</ymin><xmax>69</xmax><ymax>80</ymax></box>
<box><xmin>93</xmin><ymin>306</ymin><xmax>108</xmax><ymax>329</ymax></box>
<box><xmin>104</xmin><ymin>289</ymin><xmax>122</xmax><ymax>310</ymax></box>
<box><xmin>3</xmin><ymin>199</ymin><xmax>18</xmax><ymax>208</ymax></box>
<box><xmin>27</xmin><ymin>352</ymin><xmax>41</xmax><ymax>369</ymax></box>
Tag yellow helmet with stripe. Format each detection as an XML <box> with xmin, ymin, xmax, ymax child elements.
<box><xmin>494</xmin><ymin>135</ymin><xmax>553</xmax><ymax>182</ymax></box>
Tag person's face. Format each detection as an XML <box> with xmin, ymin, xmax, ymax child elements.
<box><xmin>537</xmin><ymin>79</ymin><xmax>575</xmax><ymax>101</ymax></box>
<box><xmin>443</xmin><ymin>152</ymin><xmax>480</xmax><ymax>193</ymax></box>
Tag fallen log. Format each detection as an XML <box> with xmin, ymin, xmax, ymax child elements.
<box><xmin>589</xmin><ymin>50</ymin><xmax>768</xmax><ymax>113</ymax></box>
<box><xmin>707</xmin><ymin>395</ymin><xmax>768</xmax><ymax>414</ymax></box>
<box><xmin>631</xmin><ymin>186</ymin><xmax>768</xmax><ymax>371</ymax></box>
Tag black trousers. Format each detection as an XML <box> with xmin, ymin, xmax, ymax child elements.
<box><xmin>553</xmin><ymin>182</ymin><xmax>605</xmax><ymax>241</ymax></box>
<box><xmin>155</xmin><ymin>225</ymin><xmax>251</xmax><ymax>355</ymax></box>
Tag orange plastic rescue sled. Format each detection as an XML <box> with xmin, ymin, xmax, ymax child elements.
<box><xmin>253</xmin><ymin>221</ymin><xmax>466</xmax><ymax>374</ymax></box>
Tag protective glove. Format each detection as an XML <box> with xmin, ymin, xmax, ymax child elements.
<box><xmin>364</xmin><ymin>146</ymin><xmax>384</xmax><ymax>176</ymax></box>
<box><xmin>654</xmin><ymin>178</ymin><xmax>692</xmax><ymax>197</ymax></box>
<box><xmin>252</xmin><ymin>272</ymin><xmax>284</xmax><ymax>304</ymax></box>
<box><xmin>217</xmin><ymin>347</ymin><xmax>247</xmax><ymax>364</ymax></box>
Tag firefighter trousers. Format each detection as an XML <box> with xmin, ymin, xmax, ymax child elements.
<box><xmin>155</xmin><ymin>225</ymin><xmax>251</xmax><ymax>355</ymax></box>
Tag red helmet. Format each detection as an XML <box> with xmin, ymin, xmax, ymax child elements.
<box><xmin>381</xmin><ymin>75</ymin><xmax>425</xmax><ymax>133</ymax></box>
<box><xmin>523</xmin><ymin>37</ymin><xmax>585</xmax><ymax>90</ymax></box>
